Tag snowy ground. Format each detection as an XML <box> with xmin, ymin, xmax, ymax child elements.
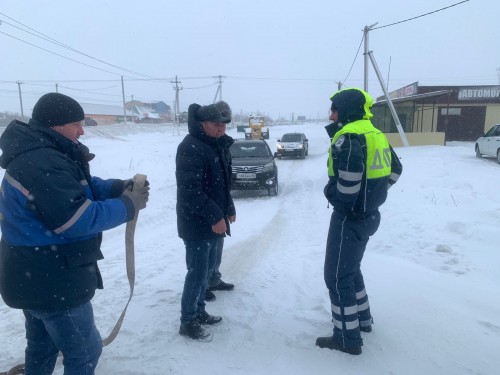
<box><xmin>1</xmin><ymin>122</ymin><xmax>499</xmax><ymax>375</ymax></box>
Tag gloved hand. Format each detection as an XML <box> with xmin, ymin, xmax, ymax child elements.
<box><xmin>323</xmin><ymin>179</ymin><xmax>336</xmax><ymax>205</ymax></box>
<box><xmin>121</xmin><ymin>184</ymin><xmax>150</xmax><ymax>211</ymax></box>
<box><xmin>122</xmin><ymin>178</ymin><xmax>150</xmax><ymax>193</ymax></box>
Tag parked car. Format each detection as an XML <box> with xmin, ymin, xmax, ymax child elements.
<box><xmin>230</xmin><ymin>139</ymin><xmax>278</xmax><ymax>196</ymax></box>
<box><xmin>276</xmin><ymin>132</ymin><xmax>308</xmax><ymax>159</ymax></box>
<box><xmin>475</xmin><ymin>124</ymin><xmax>500</xmax><ymax>163</ymax></box>
<box><xmin>84</xmin><ymin>117</ymin><xmax>97</xmax><ymax>126</ymax></box>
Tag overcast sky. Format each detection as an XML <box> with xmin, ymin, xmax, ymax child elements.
<box><xmin>1</xmin><ymin>0</ymin><xmax>498</xmax><ymax>119</ymax></box>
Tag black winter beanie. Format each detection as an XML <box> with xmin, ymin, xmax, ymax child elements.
<box><xmin>31</xmin><ymin>93</ymin><xmax>85</xmax><ymax>127</ymax></box>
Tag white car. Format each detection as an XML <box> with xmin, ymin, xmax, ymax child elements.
<box><xmin>475</xmin><ymin>124</ymin><xmax>500</xmax><ymax>163</ymax></box>
<box><xmin>276</xmin><ymin>132</ymin><xmax>309</xmax><ymax>159</ymax></box>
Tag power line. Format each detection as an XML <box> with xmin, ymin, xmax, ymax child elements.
<box><xmin>58</xmin><ymin>85</ymin><xmax>122</xmax><ymax>97</ymax></box>
<box><xmin>12</xmin><ymin>79</ymin><xmax>121</xmax><ymax>83</ymax></box>
<box><xmin>0</xmin><ymin>30</ymin><xmax>136</xmax><ymax>78</ymax></box>
<box><xmin>10</xmin><ymin>76</ymin><xmax>338</xmax><ymax>85</ymax></box>
<box><xmin>228</xmin><ymin>76</ymin><xmax>336</xmax><ymax>83</ymax></box>
<box><xmin>183</xmin><ymin>82</ymin><xmax>218</xmax><ymax>90</ymax></box>
<box><xmin>59</xmin><ymin>84</ymin><xmax>119</xmax><ymax>92</ymax></box>
<box><xmin>341</xmin><ymin>34</ymin><xmax>364</xmax><ymax>86</ymax></box>
<box><xmin>372</xmin><ymin>0</ymin><xmax>470</xmax><ymax>30</ymax></box>
<box><xmin>0</xmin><ymin>12</ymin><xmax>156</xmax><ymax>79</ymax></box>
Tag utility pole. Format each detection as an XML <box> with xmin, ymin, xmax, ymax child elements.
<box><xmin>361</xmin><ymin>22</ymin><xmax>409</xmax><ymax>146</ymax></box>
<box><xmin>363</xmin><ymin>23</ymin><xmax>378</xmax><ymax>92</ymax></box>
<box><xmin>55</xmin><ymin>83</ymin><xmax>59</xmax><ymax>93</ymax></box>
<box><xmin>171</xmin><ymin>75</ymin><xmax>183</xmax><ymax>125</ymax></box>
<box><xmin>213</xmin><ymin>75</ymin><xmax>224</xmax><ymax>103</ymax></box>
<box><xmin>387</xmin><ymin>56</ymin><xmax>392</xmax><ymax>90</ymax></box>
<box><xmin>367</xmin><ymin>51</ymin><xmax>409</xmax><ymax>147</ymax></box>
<box><xmin>121</xmin><ymin>76</ymin><xmax>127</xmax><ymax>124</ymax></box>
<box><xmin>16</xmin><ymin>81</ymin><xmax>24</xmax><ymax>118</ymax></box>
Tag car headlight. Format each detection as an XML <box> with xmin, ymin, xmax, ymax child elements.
<box><xmin>263</xmin><ymin>162</ymin><xmax>274</xmax><ymax>172</ymax></box>
<box><xmin>277</xmin><ymin>143</ymin><xmax>283</xmax><ymax>149</ymax></box>
<box><xmin>297</xmin><ymin>144</ymin><xmax>303</xmax><ymax>149</ymax></box>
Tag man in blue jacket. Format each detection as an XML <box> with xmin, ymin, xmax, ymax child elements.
<box><xmin>317</xmin><ymin>88</ymin><xmax>402</xmax><ymax>355</ymax></box>
<box><xmin>176</xmin><ymin>102</ymin><xmax>235</xmax><ymax>340</ymax></box>
<box><xmin>0</xmin><ymin>93</ymin><xmax>149</xmax><ymax>374</ymax></box>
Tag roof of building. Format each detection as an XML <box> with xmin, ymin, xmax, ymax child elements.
<box><xmin>80</xmin><ymin>103</ymin><xmax>131</xmax><ymax>116</ymax></box>
<box><xmin>132</xmin><ymin>105</ymin><xmax>161</xmax><ymax>119</ymax></box>
<box><xmin>373</xmin><ymin>90</ymin><xmax>452</xmax><ymax>106</ymax></box>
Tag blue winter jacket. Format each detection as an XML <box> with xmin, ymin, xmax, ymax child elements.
<box><xmin>0</xmin><ymin>120</ymin><xmax>133</xmax><ymax>310</ymax></box>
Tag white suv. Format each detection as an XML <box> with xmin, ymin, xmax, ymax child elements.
<box><xmin>475</xmin><ymin>124</ymin><xmax>500</xmax><ymax>163</ymax></box>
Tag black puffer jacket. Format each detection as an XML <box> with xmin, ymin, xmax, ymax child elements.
<box><xmin>176</xmin><ymin>104</ymin><xmax>235</xmax><ymax>240</ymax></box>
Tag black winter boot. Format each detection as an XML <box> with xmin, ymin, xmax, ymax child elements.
<box><xmin>209</xmin><ymin>280</ymin><xmax>234</xmax><ymax>291</ymax></box>
<box><xmin>315</xmin><ymin>336</ymin><xmax>362</xmax><ymax>355</ymax></box>
<box><xmin>179</xmin><ymin>320</ymin><xmax>210</xmax><ymax>340</ymax></box>
<box><xmin>197</xmin><ymin>311</ymin><xmax>222</xmax><ymax>325</ymax></box>
<box><xmin>205</xmin><ymin>290</ymin><xmax>216</xmax><ymax>301</ymax></box>
<box><xmin>360</xmin><ymin>325</ymin><xmax>372</xmax><ymax>333</ymax></box>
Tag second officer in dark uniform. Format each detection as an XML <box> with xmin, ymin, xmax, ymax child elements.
<box><xmin>316</xmin><ymin>88</ymin><xmax>403</xmax><ymax>355</ymax></box>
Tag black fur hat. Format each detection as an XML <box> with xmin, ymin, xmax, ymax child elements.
<box><xmin>31</xmin><ymin>93</ymin><xmax>85</xmax><ymax>127</ymax></box>
<box><xmin>214</xmin><ymin>101</ymin><xmax>232</xmax><ymax>123</ymax></box>
<box><xmin>196</xmin><ymin>103</ymin><xmax>230</xmax><ymax>123</ymax></box>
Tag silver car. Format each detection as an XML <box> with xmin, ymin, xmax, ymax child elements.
<box><xmin>475</xmin><ymin>124</ymin><xmax>500</xmax><ymax>163</ymax></box>
<box><xmin>276</xmin><ymin>132</ymin><xmax>309</xmax><ymax>159</ymax></box>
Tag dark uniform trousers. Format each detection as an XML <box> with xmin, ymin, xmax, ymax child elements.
<box><xmin>324</xmin><ymin>209</ymin><xmax>381</xmax><ymax>349</ymax></box>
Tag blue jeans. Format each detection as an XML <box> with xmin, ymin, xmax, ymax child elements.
<box><xmin>208</xmin><ymin>237</ymin><xmax>224</xmax><ymax>288</ymax></box>
<box><xmin>180</xmin><ymin>239</ymin><xmax>218</xmax><ymax>324</ymax></box>
<box><xmin>23</xmin><ymin>302</ymin><xmax>102</xmax><ymax>375</ymax></box>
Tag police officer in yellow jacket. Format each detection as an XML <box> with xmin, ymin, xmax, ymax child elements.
<box><xmin>316</xmin><ymin>88</ymin><xmax>403</xmax><ymax>355</ymax></box>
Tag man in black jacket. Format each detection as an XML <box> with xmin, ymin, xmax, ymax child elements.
<box><xmin>0</xmin><ymin>93</ymin><xmax>149</xmax><ymax>374</ymax></box>
<box><xmin>205</xmin><ymin>100</ymin><xmax>236</xmax><ymax>302</ymax></box>
<box><xmin>176</xmin><ymin>102</ymin><xmax>235</xmax><ymax>340</ymax></box>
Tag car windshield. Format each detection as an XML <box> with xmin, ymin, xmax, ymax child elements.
<box><xmin>231</xmin><ymin>144</ymin><xmax>270</xmax><ymax>158</ymax></box>
<box><xmin>484</xmin><ymin>127</ymin><xmax>497</xmax><ymax>137</ymax></box>
<box><xmin>281</xmin><ymin>134</ymin><xmax>302</xmax><ymax>142</ymax></box>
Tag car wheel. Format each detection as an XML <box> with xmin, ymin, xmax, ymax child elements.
<box><xmin>497</xmin><ymin>150</ymin><xmax>500</xmax><ymax>164</ymax></box>
<box><xmin>305</xmin><ymin>147</ymin><xmax>308</xmax><ymax>156</ymax></box>
<box><xmin>268</xmin><ymin>178</ymin><xmax>278</xmax><ymax>196</ymax></box>
<box><xmin>475</xmin><ymin>145</ymin><xmax>482</xmax><ymax>158</ymax></box>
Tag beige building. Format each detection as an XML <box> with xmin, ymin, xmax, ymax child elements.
<box><xmin>372</xmin><ymin>82</ymin><xmax>500</xmax><ymax>145</ymax></box>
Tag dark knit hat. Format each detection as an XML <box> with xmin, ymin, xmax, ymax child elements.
<box><xmin>31</xmin><ymin>93</ymin><xmax>85</xmax><ymax>127</ymax></box>
<box><xmin>214</xmin><ymin>101</ymin><xmax>232</xmax><ymax>123</ymax></box>
<box><xmin>196</xmin><ymin>104</ymin><xmax>230</xmax><ymax>123</ymax></box>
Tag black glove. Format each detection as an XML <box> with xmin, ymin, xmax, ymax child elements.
<box><xmin>324</xmin><ymin>179</ymin><xmax>336</xmax><ymax>205</ymax></box>
<box><xmin>122</xmin><ymin>178</ymin><xmax>150</xmax><ymax>193</ymax></box>
<box><xmin>121</xmin><ymin>184</ymin><xmax>149</xmax><ymax>211</ymax></box>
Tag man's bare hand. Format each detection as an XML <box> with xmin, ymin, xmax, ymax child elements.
<box><xmin>212</xmin><ymin>218</ymin><xmax>227</xmax><ymax>234</ymax></box>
